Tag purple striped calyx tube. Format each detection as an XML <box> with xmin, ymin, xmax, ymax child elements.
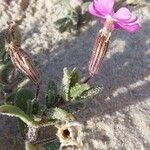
<box><xmin>89</xmin><ymin>16</ymin><xmax>113</xmax><ymax>76</ymax></box>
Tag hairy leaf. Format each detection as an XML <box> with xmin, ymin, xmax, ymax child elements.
<box><xmin>80</xmin><ymin>86</ymin><xmax>102</xmax><ymax>100</ymax></box>
<box><xmin>5</xmin><ymin>93</ymin><xmax>16</xmax><ymax>104</ymax></box>
<box><xmin>26</xmin><ymin>99</ymin><xmax>39</xmax><ymax>116</ymax></box>
<box><xmin>46</xmin><ymin>79</ymin><xmax>58</xmax><ymax>108</ymax></box>
<box><xmin>0</xmin><ymin>105</ymin><xmax>37</xmax><ymax>127</ymax></box>
<box><xmin>0</xmin><ymin>62</ymin><xmax>13</xmax><ymax>84</ymax></box>
<box><xmin>70</xmin><ymin>83</ymin><xmax>90</xmax><ymax>100</ymax></box>
<box><xmin>70</xmin><ymin>68</ymin><xmax>79</xmax><ymax>87</ymax></box>
<box><xmin>55</xmin><ymin>18</ymin><xmax>68</xmax><ymax>26</ymax></box>
<box><xmin>54</xmin><ymin>17</ymin><xmax>73</xmax><ymax>33</ymax></box>
<box><xmin>15</xmin><ymin>88</ymin><xmax>35</xmax><ymax>113</ymax></box>
<box><xmin>47</xmin><ymin>107</ymin><xmax>75</xmax><ymax>122</ymax></box>
<box><xmin>62</xmin><ymin>68</ymin><xmax>81</xmax><ymax>101</ymax></box>
<box><xmin>15</xmin><ymin>89</ymin><xmax>36</xmax><ymax>134</ymax></box>
<box><xmin>81</xmin><ymin>2</ymin><xmax>90</xmax><ymax>14</ymax></box>
<box><xmin>31</xmin><ymin>100</ymin><xmax>39</xmax><ymax>115</ymax></box>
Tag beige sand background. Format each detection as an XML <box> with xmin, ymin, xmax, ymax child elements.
<box><xmin>0</xmin><ymin>0</ymin><xmax>150</xmax><ymax>149</ymax></box>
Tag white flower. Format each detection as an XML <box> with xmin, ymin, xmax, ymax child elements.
<box><xmin>56</xmin><ymin>121</ymin><xmax>84</xmax><ymax>150</ymax></box>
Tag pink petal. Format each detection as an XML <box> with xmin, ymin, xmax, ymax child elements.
<box><xmin>113</xmin><ymin>7</ymin><xmax>132</xmax><ymax>22</ymax></box>
<box><xmin>88</xmin><ymin>2</ymin><xmax>104</xmax><ymax>18</ymax></box>
<box><xmin>117</xmin><ymin>22</ymin><xmax>141</xmax><ymax>32</ymax></box>
<box><xmin>113</xmin><ymin>7</ymin><xmax>141</xmax><ymax>32</ymax></box>
<box><xmin>88</xmin><ymin>0</ymin><xmax>115</xmax><ymax>19</ymax></box>
<box><xmin>127</xmin><ymin>15</ymin><xmax>138</xmax><ymax>23</ymax></box>
<box><xmin>94</xmin><ymin>0</ymin><xmax>115</xmax><ymax>16</ymax></box>
<box><xmin>112</xmin><ymin>22</ymin><xmax>120</xmax><ymax>30</ymax></box>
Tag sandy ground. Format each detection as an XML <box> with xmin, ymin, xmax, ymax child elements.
<box><xmin>0</xmin><ymin>0</ymin><xmax>150</xmax><ymax>149</ymax></box>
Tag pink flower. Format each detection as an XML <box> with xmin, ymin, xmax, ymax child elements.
<box><xmin>88</xmin><ymin>0</ymin><xmax>141</xmax><ymax>32</ymax></box>
<box><xmin>83</xmin><ymin>0</ymin><xmax>142</xmax><ymax>81</ymax></box>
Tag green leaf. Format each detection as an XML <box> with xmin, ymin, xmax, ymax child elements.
<box><xmin>0</xmin><ymin>105</ymin><xmax>37</xmax><ymax>127</ymax></box>
<box><xmin>55</xmin><ymin>18</ymin><xmax>68</xmax><ymax>26</ymax></box>
<box><xmin>54</xmin><ymin>17</ymin><xmax>73</xmax><ymax>33</ymax></box>
<box><xmin>81</xmin><ymin>2</ymin><xmax>90</xmax><ymax>14</ymax></box>
<box><xmin>63</xmin><ymin>0</ymin><xmax>75</xmax><ymax>11</ymax></box>
<box><xmin>70</xmin><ymin>83</ymin><xmax>90</xmax><ymax>100</ymax></box>
<box><xmin>63</xmin><ymin>86</ymin><xmax>102</xmax><ymax>113</ymax></box>
<box><xmin>0</xmin><ymin>62</ymin><xmax>13</xmax><ymax>84</ymax></box>
<box><xmin>46</xmin><ymin>90</ymin><xmax>56</xmax><ymax>108</ymax></box>
<box><xmin>15</xmin><ymin>88</ymin><xmax>38</xmax><ymax>116</ymax></box>
<box><xmin>31</xmin><ymin>100</ymin><xmax>39</xmax><ymax>115</ymax></box>
<box><xmin>80</xmin><ymin>13</ymin><xmax>91</xmax><ymax>24</ymax></box>
<box><xmin>62</xmin><ymin>68</ymin><xmax>81</xmax><ymax>101</ymax></box>
<box><xmin>15</xmin><ymin>88</ymin><xmax>35</xmax><ymax>113</ymax></box>
<box><xmin>80</xmin><ymin>86</ymin><xmax>102</xmax><ymax>100</ymax></box>
<box><xmin>60</xmin><ymin>20</ymin><xmax>73</xmax><ymax>33</ymax></box>
<box><xmin>0</xmin><ymin>82</ymin><xmax>5</xmax><ymax>88</ymax></box>
<box><xmin>15</xmin><ymin>89</ymin><xmax>36</xmax><ymax>134</ymax></box>
<box><xmin>47</xmin><ymin>80</ymin><xmax>57</xmax><ymax>92</ymax></box>
<box><xmin>26</xmin><ymin>99</ymin><xmax>39</xmax><ymax>117</ymax></box>
<box><xmin>70</xmin><ymin>68</ymin><xmax>79</xmax><ymax>88</ymax></box>
<box><xmin>62</xmin><ymin>67</ymin><xmax>88</xmax><ymax>101</ymax></box>
<box><xmin>17</xmin><ymin>119</ymin><xmax>27</xmax><ymax>138</ymax></box>
<box><xmin>47</xmin><ymin>107</ymin><xmax>75</xmax><ymax>122</ymax></box>
<box><xmin>46</xmin><ymin>79</ymin><xmax>58</xmax><ymax>108</ymax></box>
<box><xmin>69</xmin><ymin>12</ymin><xmax>78</xmax><ymax>25</ymax></box>
<box><xmin>5</xmin><ymin>93</ymin><xmax>16</xmax><ymax>104</ymax></box>
<box><xmin>43</xmin><ymin>140</ymin><xmax>60</xmax><ymax>150</ymax></box>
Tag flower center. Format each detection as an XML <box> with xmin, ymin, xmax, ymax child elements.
<box><xmin>62</xmin><ymin>129</ymin><xmax>70</xmax><ymax>139</ymax></box>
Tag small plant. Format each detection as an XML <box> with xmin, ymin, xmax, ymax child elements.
<box><xmin>0</xmin><ymin>67</ymin><xmax>101</xmax><ymax>149</ymax></box>
<box><xmin>0</xmin><ymin>0</ymin><xmax>141</xmax><ymax>149</ymax></box>
<box><xmin>0</xmin><ymin>21</ymin><xmax>101</xmax><ymax>149</ymax></box>
<box><xmin>54</xmin><ymin>0</ymin><xmax>91</xmax><ymax>33</ymax></box>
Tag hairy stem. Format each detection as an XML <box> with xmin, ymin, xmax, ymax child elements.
<box><xmin>25</xmin><ymin>141</ymin><xmax>41</xmax><ymax>150</ymax></box>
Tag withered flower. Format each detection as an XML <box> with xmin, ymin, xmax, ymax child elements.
<box><xmin>56</xmin><ymin>121</ymin><xmax>84</xmax><ymax>150</ymax></box>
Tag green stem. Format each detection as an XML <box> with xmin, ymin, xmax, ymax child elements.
<box><xmin>25</xmin><ymin>141</ymin><xmax>41</xmax><ymax>150</ymax></box>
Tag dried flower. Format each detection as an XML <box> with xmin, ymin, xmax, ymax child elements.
<box><xmin>56</xmin><ymin>121</ymin><xmax>84</xmax><ymax>149</ymax></box>
<box><xmin>87</xmin><ymin>0</ymin><xmax>141</xmax><ymax>77</ymax></box>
